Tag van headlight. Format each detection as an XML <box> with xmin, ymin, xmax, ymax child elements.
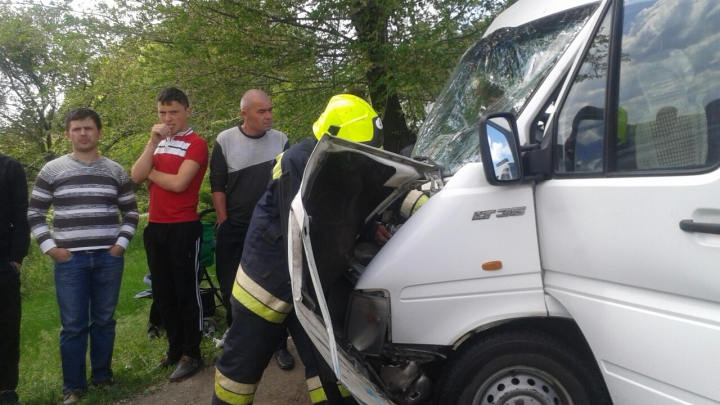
<box><xmin>345</xmin><ymin>290</ymin><xmax>390</xmax><ymax>356</ymax></box>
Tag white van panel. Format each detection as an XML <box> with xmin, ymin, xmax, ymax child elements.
<box><xmin>537</xmin><ymin>169</ymin><xmax>720</xmax><ymax>403</ymax></box>
<box><xmin>546</xmin><ymin>271</ymin><xmax>720</xmax><ymax>404</ymax></box>
<box><xmin>358</xmin><ymin>163</ymin><xmax>546</xmax><ymax>345</ymax></box>
<box><xmin>486</xmin><ymin>0</ymin><xmax>602</xmax><ymax>37</ymax></box>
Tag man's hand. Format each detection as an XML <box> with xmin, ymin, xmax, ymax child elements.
<box><xmin>132</xmin><ymin>125</ymin><xmax>166</xmax><ymax>183</ymax></box>
<box><xmin>109</xmin><ymin>244</ymin><xmax>126</xmax><ymax>257</ymax></box>
<box><xmin>151</xmin><ymin>124</ymin><xmax>170</xmax><ymax>145</ymax></box>
<box><xmin>11</xmin><ymin>262</ymin><xmax>22</xmax><ymax>272</ymax></box>
<box><xmin>375</xmin><ymin>225</ymin><xmax>393</xmax><ymax>246</ymax></box>
<box><xmin>47</xmin><ymin>247</ymin><xmax>72</xmax><ymax>263</ymax></box>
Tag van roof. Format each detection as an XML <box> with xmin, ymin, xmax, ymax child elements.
<box><xmin>485</xmin><ymin>0</ymin><xmax>601</xmax><ymax>37</ymax></box>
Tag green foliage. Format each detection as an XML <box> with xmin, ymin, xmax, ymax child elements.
<box><xmin>20</xmin><ymin>241</ymin><xmax>55</xmax><ymax>296</ymax></box>
<box><xmin>60</xmin><ymin>0</ymin><xmax>509</xmax><ymax>153</ymax></box>
<box><xmin>0</xmin><ymin>1</ymin><xmax>102</xmax><ymax>176</ymax></box>
<box><xmin>2</xmin><ymin>0</ymin><xmax>512</xmax><ymax>180</ymax></box>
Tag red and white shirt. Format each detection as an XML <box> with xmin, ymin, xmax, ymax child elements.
<box><xmin>148</xmin><ymin>128</ymin><xmax>208</xmax><ymax>223</ymax></box>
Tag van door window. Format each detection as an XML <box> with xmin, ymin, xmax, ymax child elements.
<box><xmin>616</xmin><ymin>0</ymin><xmax>720</xmax><ymax>172</ymax></box>
<box><xmin>556</xmin><ymin>10</ymin><xmax>612</xmax><ymax>174</ymax></box>
<box><xmin>556</xmin><ymin>0</ymin><xmax>720</xmax><ymax>175</ymax></box>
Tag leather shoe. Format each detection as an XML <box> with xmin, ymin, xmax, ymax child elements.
<box><xmin>275</xmin><ymin>348</ymin><xmax>295</xmax><ymax>370</ymax></box>
<box><xmin>158</xmin><ymin>356</ymin><xmax>180</xmax><ymax>369</ymax></box>
<box><xmin>168</xmin><ymin>355</ymin><xmax>203</xmax><ymax>381</ymax></box>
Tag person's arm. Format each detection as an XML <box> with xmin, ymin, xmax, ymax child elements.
<box><xmin>131</xmin><ymin>124</ymin><xmax>166</xmax><ymax>183</ymax></box>
<box><xmin>209</xmin><ymin>142</ymin><xmax>229</xmax><ymax>224</ymax></box>
<box><xmin>111</xmin><ymin>169</ymin><xmax>140</xmax><ymax>256</ymax></box>
<box><xmin>283</xmin><ymin>146</ymin><xmax>311</xmax><ymax>197</ymax></box>
<box><xmin>148</xmin><ymin>135</ymin><xmax>208</xmax><ymax>193</ymax></box>
<box><xmin>8</xmin><ymin>159</ymin><xmax>29</xmax><ymax>269</ymax></box>
<box><xmin>148</xmin><ymin>159</ymin><xmax>202</xmax><ymax>193</ymax></box>
<box><xmin>212</xmin><ymin>192</ymin><xmax>228</xmax><ymax>225</ymax></box>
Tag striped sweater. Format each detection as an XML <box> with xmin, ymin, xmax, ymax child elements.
<box><xmin>28</xmin><ymin>154</ymin><xmax>139</xmax><ymax>253</ymax></box>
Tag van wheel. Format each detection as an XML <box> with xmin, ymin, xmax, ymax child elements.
<box><xmin>435</xmin><ymin>330</ymin><xmax>611</xmax><ymax>405</ymax></box>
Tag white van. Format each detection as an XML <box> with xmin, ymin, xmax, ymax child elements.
<box><xmin>288</xmin><ymin>0</ymin><xmax>720</xmax><ymax>404</ymax></box>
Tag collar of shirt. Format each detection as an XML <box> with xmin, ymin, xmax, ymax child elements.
<box><xmin>172</xmin><ymin>127</ymin><xmax>194</xmax><ymax>138</ymax></box>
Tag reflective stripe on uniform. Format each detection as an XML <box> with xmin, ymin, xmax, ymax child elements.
<box><xmin>214</xmin><ymin>368</ymin><xmax>257</xmax><ymax>404</ymax></box>
<box><xmin>307</xmin><ymin>376</ymin><xmax>328</xmax><ymax>404</ymax></box>
<box><xmin>233</xmin><ymin>264</ymin><xmax>293</xmax><ymax>323</ymax></box>
<box><xmin>400</xmin><ymin>190</ymin><xmax>428</xmax><ymax>219</ymax></box>
<box><xmin>337</xmin><ymin>383</ymin><xmax>353</xmax><ymax>398</ymax></box>
<box><xmin>272</xmin><ymin>152</ymin><xmax>285</xmax><ymax>180</ymax></box>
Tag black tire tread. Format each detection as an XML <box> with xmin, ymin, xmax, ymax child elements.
<box><xmin>434</xmin><ymin>329</ymin><xmax>612</xmax><ymax>405</ymax></box>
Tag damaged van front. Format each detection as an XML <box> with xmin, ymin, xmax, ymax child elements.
<box><xmin>289</xmin><ymin>1</ymin><xmax>605</xmax><ymax>403</ymax></box>
<box><xmin>291</xmin><ymin>0</ymin><xmax>720</xmax><ymax>403</ymax></box>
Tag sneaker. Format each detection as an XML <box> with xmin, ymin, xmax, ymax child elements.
<box><xmin>275</xmin><ymin>347</ymin><xmax>295</xmax><ymax>370</ymax></box>
<box><xmin>158</xmin><ymin>356</ymin><xmax>180</xmax><ymax>369</ymax></box>
<box><xmin>168</xmin><ymin>355</ymin><xmax>203</xmax><ymax>382</ymax></box>
<box><xmin>62</xmin><ymin>391</ymin><xmax>82</xmax><ymax>405</ymax></box>
<box><xmin>0</xmin><ymin>390</ymin><xmax>19</xmax><ymax>404</ymax></box>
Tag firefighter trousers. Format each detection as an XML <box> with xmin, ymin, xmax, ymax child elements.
<box><xmin>212</xmin><ymin>296</ymin><xmax>356</xmax><ymax>405</ymax></box>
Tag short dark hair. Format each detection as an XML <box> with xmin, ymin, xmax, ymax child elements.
<box><xmin>65</xmin><ymin>108</ymin><xmax>102</xmax><ymax>132</ymax></box>
<box><xmin>157</xmin><ymin>87</ymin><xmax>190</xmax><ymax>109</ymax></box>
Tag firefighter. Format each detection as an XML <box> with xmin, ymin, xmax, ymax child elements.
<box><xmin>212</xmin><ymin>94</ymin><xmax>383</xmax><ymax>405</ymax></box>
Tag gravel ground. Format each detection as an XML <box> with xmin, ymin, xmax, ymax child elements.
<box><xmin>118</xmin><ymin>340</ymin><xmax>312</xmax><ymax>405</ymax></box>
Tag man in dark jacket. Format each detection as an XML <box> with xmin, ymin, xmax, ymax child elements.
<box><xmin>0</xmin><ymin>154</ymin><xmax>30</xmax><ymax>405</ymax></box>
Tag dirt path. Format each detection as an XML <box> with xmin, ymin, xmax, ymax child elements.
<box><xmin>119</xmin><ymin>340</ymin><xmax>311</xmax><ymax>404</ymax></box>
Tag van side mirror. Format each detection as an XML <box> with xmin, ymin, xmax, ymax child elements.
<box><xmin>479</xmin><ymin>112</ymin><xmax>523</xmax><ymax>185</ymax></box>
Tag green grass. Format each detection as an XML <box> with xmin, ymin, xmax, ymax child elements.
<box><xmin>17</xmin><ymin>218</ymin><xmax>225</xmax><ymax>404</ymax></box>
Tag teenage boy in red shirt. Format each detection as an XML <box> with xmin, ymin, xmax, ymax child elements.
<box><xmin>132</xmin><ymin>87</ymin><xmax>208</xmax><ymax>381</ymax></box>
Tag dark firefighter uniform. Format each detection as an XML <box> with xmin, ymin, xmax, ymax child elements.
<box><xmin>212</xmin><ymin>140</ymin><xmax>355</xmax><ymax>405</ymax></box>
<box><xmin>213</xmin><ymin>94</ymin><xmax>384</xmax><ymax>405</ymax></box>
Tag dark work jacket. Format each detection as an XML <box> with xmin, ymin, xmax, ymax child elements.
<box><xmin>0</xmin><ymin>154</ymin><xmax>30</xmax><ymax>264</ymax></box>
<box><xmin>240</xmin><ymin>138</ymin><xmax>317</xmax><ymax>300</ymax></box>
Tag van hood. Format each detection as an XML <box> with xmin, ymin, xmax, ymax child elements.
<box><xmin>288</xmin><ymin>135</ymin><xmax>438</xmax><ymax>402</ymax></box>
<box><xmin>299</xmin><ymin>135</ymin><xmax>439</xmax><ymax>290</ymax></box>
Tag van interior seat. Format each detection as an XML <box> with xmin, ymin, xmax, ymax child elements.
<box><xmin>634</xmin><ymin>49</ymin><xmax>707</xmax><ymax>169</ymax></box>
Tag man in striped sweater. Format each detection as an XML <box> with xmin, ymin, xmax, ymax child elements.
<box><xmin>27</xmin><ymin>108</ymin><xmax>139</xmax><ymax>405</ymax></box>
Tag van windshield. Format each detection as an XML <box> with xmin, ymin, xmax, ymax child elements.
<box><xmin>414</xmin><ymin>3</ymin><xmax>599</xmax><ymax>175</ymax></box>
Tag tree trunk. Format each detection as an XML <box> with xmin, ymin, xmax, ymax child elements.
<box><xmin>351</xmin><ymin>0</ymin><xmax>415</xmax><ymax>153</ymax></box>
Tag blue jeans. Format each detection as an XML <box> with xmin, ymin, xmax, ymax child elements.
<box><xmin>54</xmin><ymin>250</ymin><xmax>124</xmax><ymax>393</ymax></box>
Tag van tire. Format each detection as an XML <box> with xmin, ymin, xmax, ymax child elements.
<box><xmin>434</xmin><ymin>330</ymin><xmax>611</xmax><ymax>405</ymax></box>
